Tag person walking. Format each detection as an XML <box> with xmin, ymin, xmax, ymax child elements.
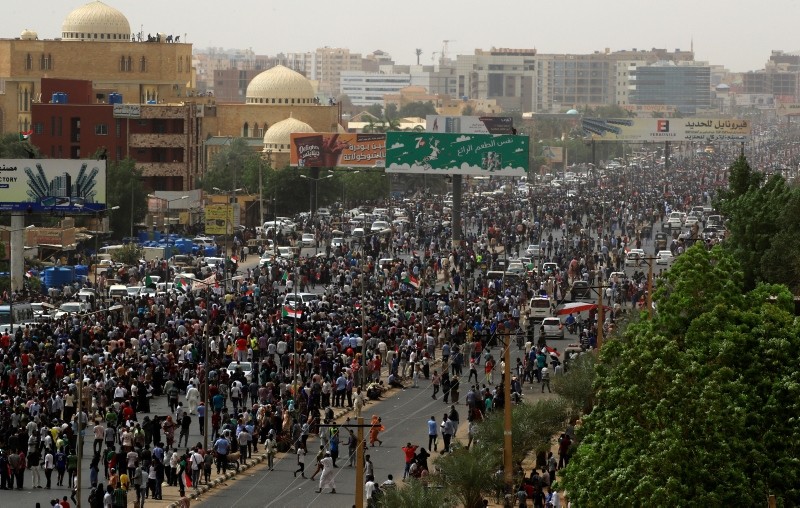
<box><xmin>541</xmin><ymin>367</ymin><xmax>551</xmax><ymax>393</ymax></box>
<box><xmin>441</xmin><ymin>414</ymin><xmax>455</xmax><ymax>453</ymax></box>
<box><xmin>401</xmin><ymin>443</ymin><xmax>418</xmax><ymax>480</ymax></box>
<box><xmin>427</xmin><ymin>416</ymin><xmax>438</xmax><ymax>452</ymax></box>
<box><xmin>315</xmin><ymin>451</ymin><xmax>336</xmax><ymax>494</ymax></box>
<box><xmin>431</xmin><ymin>370</ymin><xmax>441</xmax><ymax>399</ymax></box>
<box><xmin>265</xmin><ymin>432</ymin><xmax>277</xmax><ymax>471</ymax></box>
<box><xmin>368</xmin><ymin>415</ymin><xmax>384</xmax><ymax>447</ymax></box>
<box><xmin>293</xmin><ymin>444</ymin><xmax>306</xmax><ymax>478</ymax></box>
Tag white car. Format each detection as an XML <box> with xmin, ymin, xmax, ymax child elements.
<box><xmin>352</xmin><ymin>227</ymin><xmax>365</xmax><ymax>238</ymax></box>
<box><xmin>656</xmin><ymin>250</ymin><xmax>674</xmax><ymax>265</ymax></box>
<box><xmin>278</xmin><ymin>246</ymin><xmax>295</xmax><ymax>259</ymax></box>
<box><xmin>125</xmin><ymin>286</ymin><xmax>142</xmax><ymax>298</ymax></box>
<box><xmin>226</xmin><ymin>361</ymin><xmax>253</xmax><ymax>383</ymax></box>
<box><xmin>525</xmin><ymin>244</ymin><xmax>541</xmax><ymax>257</ymax></box>
<box><xmin>541</xmin><ymin>317</ymin><xmax>564</xmax><ymax>340</ymax></box>
<box><xmin>371</xmin><ymin>221</ymin><xmax>390</xmax><ymax>233</ymax></box>
<box><xmin>54</xmin><ymin>301</ymin><xmax>88</xmax><ymax>320</ymax></box>
<box><xmin>331</xmin><ymin>237</ymin><xmax>345</xmax><ymax>249</ymax></box>
<box><xmin>193</xmin><ymin>236</ymin><xmax>216</xmax><ymax>248</ymax></box>
<box><xmin>301</xmin><ymin>233</ymin><xmax>316</xmax><ymax>247</ymax></box>
<box><xmin>625</xmin><ymin>249</ymin><xmax>646</xmax><ymax>267</ymax></box>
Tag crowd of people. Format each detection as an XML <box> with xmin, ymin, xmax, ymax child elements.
<box><xmin>0</xmin><ymin>132</ymin><xmax>776</xmax><ymax>507</ymax></box>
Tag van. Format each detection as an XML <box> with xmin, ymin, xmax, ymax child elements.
<box><xmin>108</xmin><ymin>284</ymin><xmax>128</xmax><ymax>300</ymax></box>
<box><xmin>528</xmin><ymin>297</ymin><xmax>551</xmax><ymax>321</ymax></box>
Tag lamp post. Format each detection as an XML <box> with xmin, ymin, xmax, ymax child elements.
<box><xmin>147</xmin><ymin>194</ymin><xmax>188</xmax><ymax>233</ymax></box>
<box><xmin>299</xmin><ymin>173</ymin><xmax>333</xmax><ymax>217</ymax></box>
<box><xmin>213</xmin><ymin>187</ymin><xmax>243</xmax><ymax>291</ymax></box>
<box><xmin>76</xmin><ymin>304</ymin><xmax>123</xmax><ymax>508</ymax></box>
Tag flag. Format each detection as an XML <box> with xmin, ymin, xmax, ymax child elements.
<box><xmin>354</xmin><ymin>301</ymin><xmax>361</xmax><ymax>310</ymax></box>
<box><xmin>282</xmin><ymin>305</ymin><xmax>302</xmax><ymax>319</ymax></box>
<box><xmin>402</xmin><ymin>274</ymin><xmax>420</xmax><ymax>289</ymax></box>
<box><xmin>545</xmin><ymin>345</ymin><xmax>560</xmax><ymax>357</ymax></box>
<box><xmin>281</xmin><ymin>271</ymin><xmax>288</xmax><ymax>282</ymax></box>
<box><xmin>19</xmin><ymin>130</ymin><xmax>33</xmax><ymax>141</ymax></box>
<box><xmin>385</xmin><ymin>296</ymin><xmax>397</xmax><ymax>313</ymax></box>
<box><xmin>175</xmin><ymin>278</ymin><xmax>185</xmax><ymax>293</ymax></box>
<box><xmin>295</xmin><ymin>325</ymin><xmax>304</xmax><ymax>335</ymax></box>
<box><xmin>145</xmin><ymin>275</ymin><xmax>153</xmax><ymax>288</ymax></box>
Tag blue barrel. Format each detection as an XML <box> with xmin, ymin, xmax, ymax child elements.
<box><xmin>204</xmin><ymin>246</ymin><xmax>216</xmax><ymax>257</ymax></box>
<box><xmin>51</xmin><ymin>93</ymin><xmax>60</xmax><ymax>104</ymax></box>
<box><xmin>42</xmin><ymin>266</ymin><xmax>75</xmax><ymax>289</ymax></box>
<box><xmin>109</xmin><ymin>93</ymin><xmax>123</xmax><ymax>104</ymax></box>
<box><xmin>138</xmin><ymin>231</ymin><xmax>149</xmax><ymax>243</ymax></box>
<box><xmin>74</xmin><ymin>265</ymin><xmax>88</xmax><ymax>277</ymax></box>
<box><xmin>57</xmin><ymin>92</ymin><xmax>68</xmax><ymax>104</ymax></box>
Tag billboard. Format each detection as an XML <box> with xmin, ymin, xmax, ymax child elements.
<box><xmin>290</xmin><ymin>133</ymin><xmax>385</xmax><ymax>168</ymax></box>
<box><xmin>112</xmin><ymin>104</ymin><xmax>141</xmax><ymax>118</ymax></box>
<box><xmin>542</xmin><ymin>146</ymin><xmax>563</xmax><ymax>163</ymax></box>
<box><xmin>426</xmin><ymin>115</ymin><xmax>514</xmax><ymax>134</ymax></box>
<box><xmin>582</xmin><ymin>118</ymin><xmax>751</xmax><ymax>142</ymax></box>
<box><xmin>0</xmin><ymin>159</ymin><xmax>106</xmax><ymax>213</ymax></box>
<box><xmin>204</xmin><ymin>204</ymin><xmax>235</xmax><ymax>235</ymax></box>
<box><xmin>385</xmin><ymin>133</ymin><xmax>529</xmax><ymax>176</ymax></box>
<box><xmin>777</xmin><ymin>103</ymin><xmax>800</xmax><ymax>116</ymax></box>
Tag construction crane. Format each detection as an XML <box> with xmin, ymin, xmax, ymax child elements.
<box><xmin>431</xmin><ymin>51</ymin><xmax>439</xmax><ymax>63</ymax></box>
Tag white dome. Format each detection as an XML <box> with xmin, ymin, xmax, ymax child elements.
<box><xmin>20</xmin><ymin>29</ymin><xmax>38</xmax><ymax>40</ymax></box>
<box><xmin>246</xmin><ymin>65</ymin><xmax>316</xmax><ymax>105</ymax></box>
<box><xmin>61</xmin><ymin>1</ymin><xmax>131</xmax><ymax>42</ymax></box>
<box><xmin>263</xmin><ymin>117</ymin><xmax>314</xmax><ymax>153</ymax></box>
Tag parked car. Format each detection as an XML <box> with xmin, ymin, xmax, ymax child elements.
<box><xmin>301</xmin><ymin>233</ymin><xmax>316</xmax><ymax>247</ymax></box>
<box><xmin>570</xmin><ymin>281</ymin><xmax>591</xmax><ymax>300</ymax></box>
<box><xmin>54</xmin><ymin>301</ymin><xmax>88</xmax><ymax>320</ymax></box>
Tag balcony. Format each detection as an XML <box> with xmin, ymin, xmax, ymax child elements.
<box><xmin>129</xmin><ymin>133</ymin><xmax>185</xmax><ymax>149</ymax></box>
<box><xmin>136</xmin><ymin>162</ymin><xmax>186</xmax><ymax>177</ymax></box>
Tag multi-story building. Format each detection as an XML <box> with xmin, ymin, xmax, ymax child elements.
<box><xmin>454</xmin><ymin>48</ymin><xmax>538</xmax><ymax>113</ymax></box>
<box><xmin>742</xmin><ymin>51</ymin><xmax>800</xmax><ymax>102</ymax></box>
<box><xmin>0</xmin><ymin>1</ymin><xmax>194</xmax><ymax>136</ymax></box>
<box><xmin>310</xmin><ymin>47</ymin><xmax>364</xmax><ymax>98</ymax></box>
<box><xmin>340</xmin><ymin>71</ymin><xmax>412</xmax><ymax>106</ymax></box>
<box><xmin>32</xmin><ymin>78</ymin><xmax>203</xmax><ymax>191</ymax></box>
<box><xmin>630</xmin><ymin>62</ymin><xmax>711</xmax><ymax>114</ymax></box>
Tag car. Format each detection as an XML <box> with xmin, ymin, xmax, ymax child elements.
<box><xmin>283</xmin><ymin>292</ymin><xmax>320</xmax><ymax>310</ymax></box>
<box><xmin>125</xmin><ymin>286</ymin><xmax>142</xmax><ymax>298</ymax></box>
<box><xmin>259</xmin><ymin>252</ymin><xmax>276</xmax><ymax>268</ymax></box>
<box><xmin>31</xmin><ymin>302</ymin><xmax>55</xmax><ymax>321</ymax></box>
<box><xmin>277</xmin><ymin>246</ymin><xmax>295</xmax><ymax>260</ymax></box>
<box><xmin>541</xmin><ymin>262</ymin><xmax>559</xmax><ymax>275</ymax></box>
<box><xmin>204</xmin><ymin>257</ymin><xmax>224</xmax><ymax>269</ymax></box>
<box><xmin>541</xmin><ymin>317</ymin><xmax>564</xmax><ymax>340</ymax></box>
<box><xmin>505</xmin><ymin>263</ymin><xmax>527</xmax><ymax>277</ymax></box>
<box><xmin>656</xmin><ymin>250</ymin><xmax>674</xmax><ymax>265</ymax></box>
<box><xmin>525</xmin><ymin>244</ymin><xmax>541</xmax><ymax>257</ymax></box>
<box><xmin>371</xmin><ymin>220</ymin><xmax>390</xmax><ymax>233</ymax></box>
<box><xmin>685</xmin><ymin>215</ymin><xmax>699</xmax><ymax>228</ymax></box>
<box><xmin>625</xmin><ymin>249</ymin><xmax>646</xmax><ymax>267</ymax></box>
<box><xmin>193</xmin><ymin>236</ymin><xmax>216</xmax><ymax>248</ymax></box>
<box><xmin>352</xmin><ymin>227</ymin><xmax>365</xmax><ymax>239</ymax></box>
<box><xmin>570</xmin><ymin>280</ymin><xmax>591</xmax><ymax>300</ymax></box>
<box><xmin>225</xmin><ymin>361</ymin><xmax>253</xmax><ymax>383</ymax></box>
<box><xmin>301</xmin><ymin>233</ymin><xmax>316</xmax><ymax>247</ymax></box>
<box><xmin>317</xmin><ymin>207</ymin><xmax>331</xmax><ymax>219</ymax></box>
<box><xmin>54</xmin><ymin>301</ymin><xmax>88</xmax><ymax>320</ymax></box>
<box><xmin>330</xmin><ymin>237</ymin><xmax>345</xmax><ymax>249</ymax></box>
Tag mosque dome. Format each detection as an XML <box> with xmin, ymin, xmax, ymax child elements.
<box><xmin>246</xmin><ymin>65</ymin><xmax>316</xmax><ymax>105</ymax></box>
<box><xmin>566</xmin><ymin>109</ymin><xmax>579</xmax><ymax>115</ymax></box>
<box><xmin>61</xmin><ymin>1</ymin><xmax>131</xmax><ymax>42</ymax></box>
<box><xmin>20</xmin><ymin>29</ymin><xmax>38</xmax><ymax>41</ymax></box>
<box><xmin>263</xmin><ymin>117</ymin><xmax>314</xmax><ymax>153</ymax></box>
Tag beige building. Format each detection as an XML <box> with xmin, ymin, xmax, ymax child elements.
<box><xmin>311</xmin><ymin>47</ymin><xmax>364</xmax><ymax>98</ymax></box>
<box><xmin>0</xmin><ymin>0</ymin><xmax>194</xmax><ymax>135</ymax></box>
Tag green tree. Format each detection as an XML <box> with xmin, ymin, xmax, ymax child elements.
<box><xmin>398</xmin><ymin>101</ymin><xmax>437</xmax><ymax>119</ymax></box>
<box><xmin>201</xmin><ymin>137</ymin><xmax>262</xmax><ymax>193</ymax></box>
<box><xmin>725</xmin><ymin>154</ymin><xmax>762</xmax><ymax>198</ymax></box>
<box><xmin>106</xmin><ymin>158</ymin><xmax>146</xmax><ymax>238</ymax></box>
<box><xmin>433</xmin><ymin>447</ymin><xmax>501</xmax><ymax>508</ymax></box>
<box><xmin>365</xmin><ymin>104</ymin><xmax>384</xmax><ymax>119</ymax></box>
<box><xmin>0</xmin><ymin>133</ymin><xmax>40</xmax><ymax>158</ymax></box>
<box><xmin>378</xmin><ymin>480</ymin><xmax>452</xmax><ymax>508</ymax></box>
<box><xmin>552</xmin><ymin>353</ymin><xmax>596</xmax><ymax>416</ymax></box>
<box><xmin>561</xmin><ymin>245</ymin><xmax>800</xmax><ymax>507</ymax></box>
<box><xmin>111</xmin><ymin>243</ymin><xmax>142</xmax><ymax>265</ymax></box>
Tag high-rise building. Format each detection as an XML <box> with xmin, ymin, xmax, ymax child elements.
<box><xmin>630</xmin><ymin>62</ymin><xmax>711</xmax><ymax>114</ymax></box>
<box><xmin>454</xmin><ymin>48</ymin><xmax>538</xmax><ymax>112</ymax></box>
<box><xmin>311</xmin><ymin>47</ymin><xmax>364</xmax><ymax>98</ymax></box>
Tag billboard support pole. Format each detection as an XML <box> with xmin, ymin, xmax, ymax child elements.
<box><xmin>452</xmin><ymin>174</ymin><xmax>462</xmax><ymax>245</ymax></box>
<box><xmin>665</xmin><ymin>142</ymin><xmax>671</xmax><ymax>170</ymax></box>
<box><xmin>10</xmin><ymin>214</ymin><xmax>24</xmax><ymax>292</ymax></box>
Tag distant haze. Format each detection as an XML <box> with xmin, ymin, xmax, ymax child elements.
<box><xmin>8</xmin><ymin>0</ymin><xmax>796</xmax><ymax>73</ymax></box>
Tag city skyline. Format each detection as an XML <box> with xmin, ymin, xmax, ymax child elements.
<box><xmin>7</xmin><ymin>0</ymin><xmax>800</xmax><ymax>73</ymax></box>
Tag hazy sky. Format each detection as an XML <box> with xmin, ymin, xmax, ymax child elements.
<box><xmin>7</xmin><ymin>0</ymin><xmax>798</xmax><ymax>73</ymax></box>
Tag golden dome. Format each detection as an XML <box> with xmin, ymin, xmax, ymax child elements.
<box><xmin>61</xmin><ymin>1</ymin><xmax>131</xmax><ymax>42</ymax></box>
<box><xmin>246</xmin><ymin>65</ymin><xmax>316</xmax><ymax>105</ymax></box>
<box><xmin>263</xmin><ymin>117</ymin><xmax>314</xmax><ymax>153</ymax></box>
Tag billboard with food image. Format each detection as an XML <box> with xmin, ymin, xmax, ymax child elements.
<box><xmin>290</xmin><ymin>133</ymin><xmax>386</xmax><ymax>168</ymax></box>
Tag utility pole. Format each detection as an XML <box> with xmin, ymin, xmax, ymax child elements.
<box><xmin>596</xmin><ymin>282</ymin><xmax>605</xmax><ymax>349</ymax></box>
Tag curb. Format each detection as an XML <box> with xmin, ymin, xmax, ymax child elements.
<box><xmin>164</xmin><ymin>407</ymin><xmax>353</xmax><ymax>508</ymax></box>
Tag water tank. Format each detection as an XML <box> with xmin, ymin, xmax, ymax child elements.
<box><xmin>42</xmin><ymin>266</ymin><xmax>75</xmax><ymax>289</ymax></box>
<box><xmin>108</xmin><ymin>93</ymin><xmax>123</xmax><ymax>104</ymax></box>
<box><xmin>56</xmin><ymin>92</ymin><xmax>68</xmax><ymax>104</ymax></box>
<box><xmin>74</xmin><ymin>265</ymin><xmax>89</xmax><ymax>277</ymax></box>
<box><xmin>203</xmin><ymin>246</ymin><xmax>216</xmax><ymax>257</ymax></box>
<box><xmin>138</xmin><ymin>231</ymin><xmax>150</xmax><ymax>243</ymax></box>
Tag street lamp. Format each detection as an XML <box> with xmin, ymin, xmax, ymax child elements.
<box><xmin>148</xmin><ymin>194</ymin><xmax>188</xmax><ymax>233</ymax></box>
<box><xmin>212</xmin><ymin>187</ymin><xmax>243</xmax><ymax>290</ymax></box>
<box><xmin>299</xmin><ymin>173</ymin><xmax>333</xmax><ymax>216</ymax></box>
<box><xmin>76</xmin><ymin>304</ymin><xmax>123</xmax><ymax>508</ymax></box>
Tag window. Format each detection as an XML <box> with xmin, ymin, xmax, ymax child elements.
<box><xmin>33</xmin><ymin>122</ymin><xmax>44</xmax><ymax>135</ymax></box>
<box><xmin>95</xmin><ymin>124</ymin><xmax>108</xmax><ymax>135</ymax></box>
<box><xmin>140</xmin><ymin>56</ymin><xmax>147</xmax><ymax>72</ymax></box>
<box><xmin>25</xmin><ymin>54</ymin><xmax>32</xmax><ymax>70</ymax></box>
<box><xmin>120</xmin><ymin>56</ymin><xmax>132</xmax><ymax>72</ymax></box>
<box><xmin>116</xmin><ymin>119</ymin><xmax>121</xmax><ymax>137</ymax></box>
<box><xmin>116</xmin><ymin>147</ymin><xmax>122</xmax><ymax>160</ymax></box>
<box><xmin>242</xmin><ymin>122</ymin><xmax>249</xmax><ymax>137</ymax></box>
<box><xmin>178</xmin><ymin>57</ymin><xmax>183</xmax><ymax>73</ymax></box>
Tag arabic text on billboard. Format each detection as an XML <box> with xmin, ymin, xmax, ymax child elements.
<box><xmin>426</xmin><ymin>115</ymin><xmax>514</xmax><ymax>134</ymax></box>
<box><xmin>582</xmin><ymin>118</ymin><xmax>751</xmax><ymax>142</ymax></box>
<box><xmin>385</xmin><ymin>133</ymin><xmax>529</xmax><ymax>176</ymax></box>
<box><xmin>290</xmin><ymin>133</ymin><xmax>385</xmax><ymax>168</ymax></box>
<box><xmin>0</xmin><ymin>159</ymin><xmax>107</xmax><ymax>213</ymax></box>
<box><xmin>113</xmin><ymin>104</ymin><xmax>141</xmax><ymax>118</ymax></box>
<box><xmin>205</xmin><ymin>204</ymin><xmax>234</xmax><ymax>235</ymax></box>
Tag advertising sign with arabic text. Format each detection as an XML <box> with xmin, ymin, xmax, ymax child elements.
<box><xmin>290</xmin><ymin>133</ymin><xmax>385</xmax><ymax>168</ymax></box>
<box><xmin>385</xmin><ymin>133</ymin><xmax>529</xmax><ymax>176</ymax></box>
<box><xmin>582</xmin><ymin>118</ymin><xmax>751</xmax><ymax>142</ymax></box>
<box><xmin>0</xmin><ymin>159</ymin><xmax>106</xmax><ymax>213</ymax></box>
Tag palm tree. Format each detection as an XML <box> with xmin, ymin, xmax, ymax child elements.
<box><xmin>378</xmin><ymin>479</ymin><xmax>452</xmax><ymax>508</ymax></box>
<box><xmin>415</xmin><ymin>48</ymin><xmax>423</xmax><ymax>65</ymax></box>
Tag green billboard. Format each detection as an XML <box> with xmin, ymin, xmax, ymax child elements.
<box><xmin>384</xmin><ymin>132</ymin><xmax>528</xmax><ymax>176</ymax></box>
